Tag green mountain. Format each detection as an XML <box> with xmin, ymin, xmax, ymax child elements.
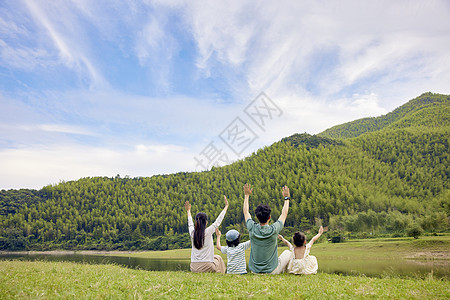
<box><xmin>0</xmin><ymin>93</ymin><xmax>448</xmax><ymax>250</ymax></box>
<box><xmin>318</xmin><ymin>92</ymin><xmax>449</xmax><ymax>139</ymax></box>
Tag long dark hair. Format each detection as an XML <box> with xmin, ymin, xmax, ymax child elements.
<box><xmin>194</xmin><ymin>212</ymin><xmax>208</xmax><ymax>249</ymax></box>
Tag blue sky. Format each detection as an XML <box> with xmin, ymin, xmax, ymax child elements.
<box><xmin>1</xmin><ymin>0</ymin><xmax>450</xmax><ymax>189</ymax></box>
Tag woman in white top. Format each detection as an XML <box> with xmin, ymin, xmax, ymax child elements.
<box><xmin>278</xmin><ymin>226</ymin><xmax>323</xmax><ymax>275</ymax></box>
<box><xmin>185</xmin><ymin>196</ymin><xmax>228</xmax><ymax>273</ymax></box>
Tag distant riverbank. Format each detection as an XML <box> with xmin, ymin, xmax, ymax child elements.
<box><xmin>0</xmin><ymin>250</ymin><xmax>143</xmax><ymax>255</ymax></box>
<box><xmin>2</xmin><ymin>236</ymin><xmax>448</xmax><ymax>279</ymax></box>
<box><xmin>1</xmin><ymin>235</ymin><xmax>449</xmax><ymax>260</ymax></box>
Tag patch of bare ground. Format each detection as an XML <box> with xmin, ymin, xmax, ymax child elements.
<box><xmin>404</xmin><ymin>251</ymin><xmax>450</xmax><ymax>260</ymax></box>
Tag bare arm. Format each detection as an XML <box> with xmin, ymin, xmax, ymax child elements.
<box><xmin>211</xmin><ymin>196</ymin><xmax>229</xmax><ymax>229</ymax></box>
<box><xmin>278</xmin><ymin>234</ymin><xmax>293</xmax><ymax>248</ymax></box>
<box><xmin>215</xmin><ymin>228</ymin><xmax>222</xmax><ymax>251</ymax></box>
<box><xmin>185</xmin><ymin>201</ymin><xmax>192</xmax><ymax>218</ymax></box>
<box><xmin>185</xmin><ymin>201</ymin><xmax>194</xmax><ymax>235</ymax></box>
<box><xmin>309</xmin><ymin>226</ymin><xmax>324</xmax><ymax>246</ymax></box>
<box><xmin>278</xmin><ymin>185</ymin><xmax>290</xmax><ymax>224</ymax></box>
<box><xmin>243</xmin><ymin>184</ymin><xmax>252</xmax><ymax>221</ymax></box>
<box><xmin>224</xmin><ymin>195</ymin><xmax>229</xmax><ymax>210</ymax></box>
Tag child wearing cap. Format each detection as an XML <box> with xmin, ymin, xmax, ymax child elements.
<box><xmin>215</xmin><ymin>228</ymin><xmax>251</xmax><ymax>274</ymax></box>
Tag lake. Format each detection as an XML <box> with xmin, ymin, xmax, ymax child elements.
<box><xmin>0</xmin><ymin>253</ymin><xmax>448</xmax><ymax>279</ymax></box>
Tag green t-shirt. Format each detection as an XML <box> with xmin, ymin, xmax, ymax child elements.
<box><xmin>246</xmin><ymin>218</ymin><xmax>284</xmax><ymax>273</ymax></box>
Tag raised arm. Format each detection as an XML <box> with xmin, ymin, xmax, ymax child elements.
<box><xmin>309</xmin><ymin>226</ymin><xmax>324</xmax><ymax>246</ymax></box>
<box><xmin>278</xmin><ymin>185</ymin><xmax>290</xmax><ymax>224</ymax></box>
<box><xmin>215</xmin><ymin>228</ymin><xmax>222</xmax><ymax>251</ymax></box>
<box><xmin>211</xmin><ymin>196</ymin><xmax>229</xmax><ymax>229</ymax></box>
<box><xmin>185</xmin><ymin>201</ymin><xmax>192</xmax><ymax>218</ymax></box>
<box><xmin>278</xmin><ymin>234</ymin><xmax>293</xmax><ymax>249</ymax></box>
<box><xmin>243</xmin><ymin>183</ymin><xmax>252</xmax><ymax>221</ymax></box>
<box><xmin>185</xmin><ymin>201</ymin><xmax>194</xmax><ymax>235</ymax></box>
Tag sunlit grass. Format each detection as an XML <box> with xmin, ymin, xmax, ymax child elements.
<box><xmin>310</xmin><ymin>235</ymin><xmax>450</xmax><ymax>260</ymax></box>
<box><xmin>1</xmin><ymin>260</ymin><xmax>448</xmax><ymax>299</ymax></box>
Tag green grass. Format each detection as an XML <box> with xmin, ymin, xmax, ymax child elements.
<box><xmin>310</xmin><ymin>235</ymin><xmax>450</xmax><ymax>260</ymax></box>
<box><xmin>1</xmin><ymin>260</ymin><xmax>448</xmax><ymax>299</ymax></box>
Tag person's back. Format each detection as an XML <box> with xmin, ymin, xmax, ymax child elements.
<box><xmin>247</xmin><ymin>218</ymin><xmax>282</xmax><ymax>273</ymax></box>
<box><xmin>279</xmin><ymin>226</ymin><xmax>324</xmax><ymax>275</ymax></box>
<box><xmin>288</xmin><ymin>242</ymin><xmax>318</xmax><ymax>275</ymax></box>
<box><xmin>243</xmin><ymin>184</ymin><xmax>291</xmax><ymax>274</ymax></box>
<box><xmin>185</xmin><ymin>196</ymin><xmax>229</xmax><ymax>273</ymax></box>
<box><xmin>215</xmin><ymin>229</ymin><xmax>250</xmax><ymax>274</ymax></box>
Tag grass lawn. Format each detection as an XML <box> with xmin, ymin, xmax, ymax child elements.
<box><xmin>1</xmin><ymin>260</ymin><xmax>449</xmax><ymax>299</ymax></box>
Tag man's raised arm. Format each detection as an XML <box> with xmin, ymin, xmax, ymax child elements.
<box><xmin>243</xmin><ymin>183</ymin><xmax>252</xmax><ymax>221</ymax></box>
<box><xmin>278</xmin><ymin>185</ymin><xmax>290</xmax><ymax>224</ymax></box>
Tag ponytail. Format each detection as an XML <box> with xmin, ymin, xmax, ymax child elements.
<box><xmin>194</xmin><ymin>212</ymin><xmax>208</xmax><ymax>249</ymax></box>
<box><xmin>293</xmin><ymin>231</ymin><xmax>306</xmax><ymax>247</ymax></box>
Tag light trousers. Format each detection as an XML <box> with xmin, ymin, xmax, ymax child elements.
<box><xmin>270</xmin><ymin>250</ymin><xmax>291</xmax><ymax>274</ymax></box>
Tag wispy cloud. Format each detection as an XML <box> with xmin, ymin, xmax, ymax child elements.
<box><xmin>168</xmin><ymin>0</ymin><xmax>450</xmax><ymax>103</ymax></box>
<box><xmin>0</xmin><ymin>143</ymin><xmax>195</xmax><ymax>189</ymax></box>
<box><xmin>17</xmin><ymin>0</ymin><xmax>107</xmax><ymax>88</ymax></box>
<box><xmin>1</xmin><ymin>0</ymin><xmax>449</xmax><ymax>189</ymax></box>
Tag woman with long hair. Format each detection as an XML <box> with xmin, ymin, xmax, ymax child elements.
<box><xmin>185</xmin><ymin>196</ymin><xmax>228</xmax><ymax>273</ymax></box>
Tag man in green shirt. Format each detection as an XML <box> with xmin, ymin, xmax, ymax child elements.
<box><xmin>243</xmin><ymin>183</ymin><xmax>291</xmax><ymax>274</ymax></box>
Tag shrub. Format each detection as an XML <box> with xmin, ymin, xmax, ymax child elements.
<box><xmin>406</xmin><ymin>224</ymin><xmax>424</xmax><ymax>239</ymax></box>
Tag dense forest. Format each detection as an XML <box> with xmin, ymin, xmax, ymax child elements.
<box><xmin>0</xmin><ymin>92</ymin><xmax>448</xmax><ymax>250</ymax></box>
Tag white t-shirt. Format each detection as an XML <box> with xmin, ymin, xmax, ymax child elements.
<box><xmin>188</xmin><ymin>208</ymin><xmax>226</xmax><ymax>263</ymax></box>
<box><xmin>221</xmin><ymin>240</ymin><xmax>251</xmax><ymax>274</ymax></box>
<box><xmin>287</xmin><ymin>243</ymin><xmax>318</xmax><ymax>275</ymax></box>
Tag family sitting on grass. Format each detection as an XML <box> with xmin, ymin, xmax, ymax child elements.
<box><xmin>184</xmin><ymin>183</ymin><xmax>323</xmax><ymax>275</ymax></box>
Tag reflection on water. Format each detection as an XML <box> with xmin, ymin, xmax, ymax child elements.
<box><xmin>0</xmin><ymin>254</ymin><xmax>448</xmax><ymax>279</ymax></box>
<box><xmin>0</xmin><ymin>254</ymin><xmax>191</xmax><ymax>272</ymax></box>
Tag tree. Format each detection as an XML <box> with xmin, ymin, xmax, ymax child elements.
<box><xmin>407</xmin><ymin>223</ymin><xmax>424</xmax><ymax>239</ymax></box>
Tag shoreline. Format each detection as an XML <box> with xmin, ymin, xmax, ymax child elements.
<box><xmin>1</xmin><ymin>249</ymin><xmax>449</xmax><ymax>260</ymax></box>
<box><xmin>0</xmin><ymin>250</ymin><xmax>144</xmax><ymax>255</ymax></box>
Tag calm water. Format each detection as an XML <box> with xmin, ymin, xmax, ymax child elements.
<box><xmin>0</xmin><ymin>254</ymin><xmax>189</xmax><ymax>272</ymax></box>
<box><xmin>0</xmin><ymin>253</ymin><xmax>448</xmax><ymax>279</ymax></box>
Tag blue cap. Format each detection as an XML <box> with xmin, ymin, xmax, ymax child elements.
<box><xmin>226</xmin><ymin>229</ymin><xmax>240</xmax><ymax>241</ymax></box>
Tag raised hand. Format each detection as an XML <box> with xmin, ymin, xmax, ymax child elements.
<box><xmin>244</xmin><ymin>183</ymin><xmax>253</xmax><ymax>196</ymax></box>
<box><xmin>184</xmin><ymin>201</ymin><xmax>191</xmax><ymax>211</ymax></box>
<box><xmin>318</xmin><ymin>226</ymin><xmax>324</xmax><ymax>235</ymax></box>
<box><xmin>282</xmin><ymin>185</ymin><xmax>290</xmax><ymax>198</ymax></box>
<box><xmin>224</xmin><ymin>195</ymin><xmax>229</xmax><ymax>207</ymax></box>
<box><xmin>215</xmin><ymin>228</ymin><xmax>221</xmax><ymax>237</ymax></box>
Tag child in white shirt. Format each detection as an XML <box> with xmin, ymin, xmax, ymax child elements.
<box><xmin>278</xmin><ymin>226</ymin><xmax>323</xmax><ymax>275</ymax></box>
<box><xmin>215</xmin><ymin>228</ymin><xmax>251</xmax><ymax>274</ymax></box>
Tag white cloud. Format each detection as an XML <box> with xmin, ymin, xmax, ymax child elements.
<box><xmin>185</xmin><ymin>1</ymin><xmax>254</xmax><ymax>70</ymax></box>
<box><xmin>253</xmin><ymin>92</ymin><xmax>387</xmax><ymax>144</ymax></box>
<box><xmin>0</xmin><ymin>143</ymin><xmax>196</xmax><ymax>190</ymax></box>
<box><xmin>1</xmin><ymin>0</ymin><xmax>450</xmax><ymax>189</ymax></box>
<box><xmin>6</xmin><ymin>0</ymin><xmax>108</xmax><ymax>88</ymax></box>
<box><xmin>163</xmin><ymin>0</ymin><xmax>450</xmax><ymax>105</ymax></box>
<box><xmin>0</xmin><ymin>123</ymin><xmax>94</xmax><ymax>136</ymax></box>
<box><xmin>0</xmin><ymin>40</ymin><xmax>53</xmax><ymax>71</ymax></box>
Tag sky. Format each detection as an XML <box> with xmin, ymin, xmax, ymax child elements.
<box><xmin>1</xmin><ymin>0</ymin><xmax>450</xmax><ymax>190</ymax></box>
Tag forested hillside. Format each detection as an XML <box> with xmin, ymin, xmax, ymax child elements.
<box><xmin>0</xmin><ymin>93</ymin><xmax>448</xmax><ymax>250</ymax></box>
<box><xmin>318</xmin><ymin>92</ymin><xmax>449</xmax><ymax>139</ymax></box>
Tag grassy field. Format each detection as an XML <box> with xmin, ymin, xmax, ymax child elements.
<box><xmin>1</xmin><ymin>260</ymin><xmax>449</xmax><ymax>299</ymax></box>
